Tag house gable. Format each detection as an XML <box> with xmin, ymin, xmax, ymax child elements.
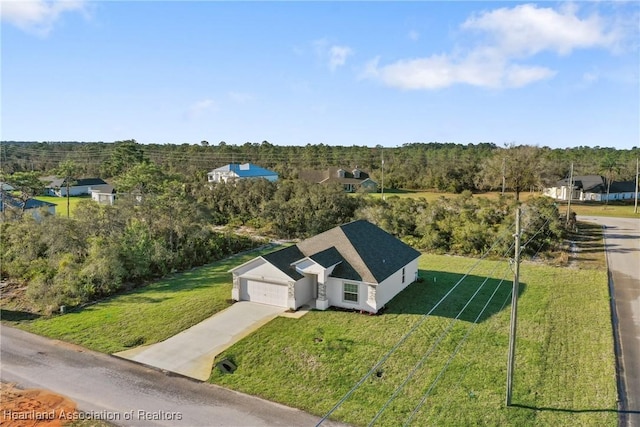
<box><xmin>231</xmin><ymin>220</ymin><xmax>420</xmax><ymax>313</ymax></box>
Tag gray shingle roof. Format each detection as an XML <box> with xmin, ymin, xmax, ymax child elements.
<box><xmin>263</xmin><ymin>220</ymin><xmax>420</xmax><ymax>284</ymax></box>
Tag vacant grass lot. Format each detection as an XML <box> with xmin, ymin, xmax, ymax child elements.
<box><xmin>210</xmin><ymin>254</ymin><xmax>617</xmax><ymax>426</ymax></box>
<box><xmin>4</xmin><ymin>246</ymin><xmax>278</xmax><ymax>353</ymax></box>
<box><xmin>34</xmin><ymin>195</ymin><xmax>90</xmax><ymax>217</ymax></box>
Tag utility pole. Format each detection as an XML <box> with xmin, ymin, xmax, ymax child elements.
<box><xmin>506</xmin><ymin>207</ymin><xmax>521</xmax><ymax>406</ymax></box>
<box><xmin>381</xmin><ymin>150</ymin><xmax>385</xmax><ymax>201</ymax></box>
<box><xmin>502</xmin><ymin>157</ymin><xmax>506</xmax><ymax>196</ymax></box>
<box><xmin>565</xmin><ymin>162</ymin><xmax>574</xmax><ymax>227</ymax></box>
<box><xmin>634</xmin><ymin>157</ymin><xmax>638</xmax><ymax>214</ymax></box>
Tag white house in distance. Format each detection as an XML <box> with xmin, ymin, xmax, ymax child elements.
<box><xmin>41</xmin><ymin>177</ymin><xmax>109</xmax><ymax>197</ymax></box>
<box><xmin>90</xmin><ymin>184</ymin><xmax>116</xmax><ymax>205</ymax></box>
<box><xmin>207</xmin><ymin>163</ymin><xmax>278</xmax><ymax>184</ymax></box>
<box><xmin>543</xmin><ymin>175</ymin><xmax>637</xmax><ymax>202</ymax></box>
<box><xmin>230</xmin><ymin>220</ymin><xmax>421</xmax><ymax>314</ymax></box>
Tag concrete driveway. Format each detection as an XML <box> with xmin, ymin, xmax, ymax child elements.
<box><xmin>116</xmin><ymin>302</ymin><xmax>285</xmax><ymax>380</ymax></box>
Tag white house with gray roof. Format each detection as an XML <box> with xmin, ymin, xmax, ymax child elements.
<box><xmin>230</xmin><ymin>220</ymin><xmax>421</xmax><ymax>313</ymax></box>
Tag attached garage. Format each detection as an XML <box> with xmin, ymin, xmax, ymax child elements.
<box><xmin>240</xmin><ymin>279</ymin><xmax>289</xmax><ymax>307</ymax></box>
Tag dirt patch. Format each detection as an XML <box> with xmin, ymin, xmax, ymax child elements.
<box><xmin>1</xmin><ymin>382</ymin><xmax>77</xmax><ymax>427</ymax></box>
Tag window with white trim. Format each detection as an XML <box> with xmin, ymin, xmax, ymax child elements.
<box><xmin>343</xmin><ymin>283</ymin><xmax>358</xmax><ymax>303</ymax></box>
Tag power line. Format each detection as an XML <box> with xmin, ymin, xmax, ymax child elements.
<box><xmin>367</xmin><ymin>252</ymin><xmax>514</xmax><ymax>426</ymax></box>
<box><xmin>316</xmin><ymin>231</ymin><xmax>512</xmax><ymax>426</ymax></box>
<box><xmin>403</xmin><ymin>262</ymin><xmax>513</xmax><ymax>426</ymax></box>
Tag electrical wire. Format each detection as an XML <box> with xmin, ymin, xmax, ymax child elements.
<box><xmin>367</xmin><ymin>248</ymin><xmax>514</xmax><ymax>426</ymax></box>
<box><xmin>402</xmin><ymin>262</ymin><xmax>513</xmax><ymax>426</ymax></box>
<box><xmin>316</xmin><ymin>230</ymin><xmax>512</xmax><ymax>426</ymax></box>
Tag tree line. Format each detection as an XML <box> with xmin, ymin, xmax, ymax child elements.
<box><xmin>0</xmin><ymin>139</ymin><xmax>627</xmax><ymax>312</ymax></box>
<box><xmin>1</xmin><ymin>140</ymin><xmax>638</xmax><ymax>195</ymax></box>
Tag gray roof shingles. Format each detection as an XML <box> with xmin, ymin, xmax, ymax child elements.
<box><xmin>264</xmin><ymin>220</ymin><xmax>420</xmax><ymax>284</ymax></box>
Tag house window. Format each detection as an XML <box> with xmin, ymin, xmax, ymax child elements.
<box><xmin>402</xmin><ymin>267</ymin><xmax>405</xmax><ymax>283</ymax></box>
<box><xmin>343</xmin><ymin>283</ymin><xmax>358</xmax><ymax>303</ymax></box>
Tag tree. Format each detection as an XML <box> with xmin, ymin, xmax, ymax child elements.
<box><xmin>475</xmin><ymin>145</ymin><xmax>543</xmax><ymax>201</ymax></box>
<box><xmin>3</xmin><ymin>171</ymin><xmax>44</xmax><ymax>216</ymax></box>
<box><xmin>56</xmin><ymin>160</ymin><xmax>81</xmax><ymax>218</ymax></box>
<box><xmin>101</xmin><ymin>140</ymin><xmax>146</xmax><ymax>177</ymax></box>
<box><xmin>599</xmin><ymin>154</ymin><xmax>621</xmax><ymax>205</ymax></box>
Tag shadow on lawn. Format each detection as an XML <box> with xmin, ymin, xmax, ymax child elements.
<box><xmin>384</xmin><ymin>270</ymin><xmax>524</xmax><ymax>323</ymax></box>
<box><xmin>511</xmin><ymin>403</ymin><xmax>633</xmax><ymax>414</ymax></box>
<box><xmin>0</xmin><ymin>309</ymin><xmax>41</xmax><ymax>321</ymax></box>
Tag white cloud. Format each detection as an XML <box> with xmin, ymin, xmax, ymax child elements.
<box><xmin>185</xmin><ymin>99</ymin><xmax>217</xmax><ymax>120</ymax></box>
<box><xmin>408</xmin><ymin>30</ymin><xmax>420</xmax><ymax>41</ymax></box>
<box><xmin>1</xmin><ymin>0</ymin><xmax>89</xmax><ymax>36</ymax></box>
<box><xmin>314</xmin><ymin>39</ymin><xmax>353</xmax><ymax>71</ymax></box>
<box><xmin>363</xmin><ymin>3</ymin><xmax>626</xmax><ymax>90</ymax></box>
<box><xmin>328</xmin><ymin>45</ymin><xmax>353</xmax><ymax>71</ymax></box>
<box><xmin>461</xmin><ymin>3</ymin><xmax>621</xmax><ymax>56</ymax></box>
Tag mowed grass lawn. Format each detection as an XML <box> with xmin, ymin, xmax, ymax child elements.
<box><xmin>5</xmin><ymin>246</ymin><xmax>278</xmax><ymax>353</ymax></box>
<box><xmin>210</xmin><ymin>254</ymin><xmax>617</xmax><ymax>426</ymax></box>
<box><xmin>34</xmin><ymin>195</ymin><xmax>90</xmax><ymax>217</ymax></box>
<box><xmin>3</xmin><ymin>234</ymin><xmax>617</xmax><ymax>425</ymax></box>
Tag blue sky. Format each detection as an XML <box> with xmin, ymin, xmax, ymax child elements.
<box><xmin>2</xmin><ymin>1</ymin><xmax>639</xmax><ymax>149</ymax></box>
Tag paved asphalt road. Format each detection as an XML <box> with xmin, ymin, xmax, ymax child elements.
<box><xmin>581</xmin><ymin>216</ymin><xmax>640</xmax><ymax>427</ymax></box>
<box><xmin>0</xmin><ymin>326</ymin><xmax>345</xmax><ymax>427</ymax></box>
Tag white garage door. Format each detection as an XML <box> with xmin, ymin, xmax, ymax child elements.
<box><xmin>243</xmin><ymin>280</ymin><xmax>289</xmax><ymax>307</ymax></box>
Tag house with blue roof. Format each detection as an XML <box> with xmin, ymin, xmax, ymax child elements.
<box><xmin>207</xmin><ymin>163</ymin><xmax>278</xmax><ymax>184</ymax></box>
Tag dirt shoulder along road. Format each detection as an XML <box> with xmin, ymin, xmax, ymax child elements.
<box><xmin>1</xmin><ymin>382</ymin><xmax>78</xmax><ymax>427</ymax></box>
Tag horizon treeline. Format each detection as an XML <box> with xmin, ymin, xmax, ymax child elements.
<box><xmin>1</xmin><ymin>140</ymin><xmax>638</xmax><ymax>193</ymax></box>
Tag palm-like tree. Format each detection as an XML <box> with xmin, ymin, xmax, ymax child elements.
<box><xmin>599</xmin><ymin>155</ymin><xmax>621</xmax><ymax>205</ymax></box>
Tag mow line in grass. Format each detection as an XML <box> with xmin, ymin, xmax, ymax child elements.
<box><xmin>317</xmin><ymin>230</ymin><xmax>512</xmax><ymax>426</ymax></box>
<box><xmin>369</xmin><ymin>260</ymin><xmax>512</xmax><ymax>427</ymax></box>
<box><xmin>431</xmin><ymin>279</ymin><xmax>514</xmax><ymax>426</ymax></box>
<box><xmin>402</xmin><ymin>262</ymin><xmax>512</xmax><ymax>426</ymax></box>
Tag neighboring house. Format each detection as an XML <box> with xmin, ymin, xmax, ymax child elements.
<box><xmin>299</xmin><ymin>167</ymin><xmax>378</xmax><ymax>193</ymax></box>
<box><xmin>0</xmin><ymin>193</ymin><xmax>56</xmax><ymax>221</ymax></box>
<box><xmin>543</xmin><ymin>175</ymin><xmax>637</xmax><ymax>202</ymax></box>
<box><xmin>90</xmin><ymin>184</ymin><xmax>116</xmax><ymax>205</ymax></box>
<box><xmin>230</xmin><ymin>220</ymin><xmax>421</xmax><ymax>313</ymax></box>
<box><xmin>41</xmin><ymin>176</ymin><xmax>109</xmax><ymax>197</ymax></box>
<box><xmin>207</xmin><ymin>163</ymin><xmax>278</xmax><ymax>184</ymax></box>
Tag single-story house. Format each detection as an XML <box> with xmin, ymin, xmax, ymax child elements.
<box><xmin>207</xmin><ymin>163</ymin><xmax>278</xmax><ymax>184</ymax></box>
<box><xmin>299</xmin><ymin>167</ymin><xmax>378</xmax><ymax>193</ymax></box>
<box><xmin>543</xmin><ymin>175</ymin><xmax>637</xmax><ymax>202</ymax></box>
<box><xmin>41</xmin><ymin>176</ymin><xmax>109</xmax><ymax>197</ymax></box>
<box><xmin>0</xmin><ymin>194</ymin><xmax>56</xmax><ymax>221</ymax></box>
<box><xmin>90</xmin><ymin>184</ymin><xmax>116</xmax><ymax>205</ymax></box>
<box><xmin>230</xmin><ymin>220</ymin><xmax>421</xmax><ymax>313</ymax></box>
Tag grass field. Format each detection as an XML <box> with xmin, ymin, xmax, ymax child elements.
<box><xmin>33</xmin><ymin>195</ymin><xmax>91</xmax><ymax>217</ymax></box>
<box><xmin>2</xmin><ymin>246</ymin><xmax>278</xmax><ymax>353</ymax></box>
<box><xmin>2</xmin><ymin>228</ymin><xmax>618</xmax><ymax>426</ymax></box>
<box><xmin>209</xmin><ymin>253</ymin><xmax>617</xmax><ymax>426</ymax></box>
<box><xmin>370</xmin><ymin>189</ymin><xmax>639</xmax><ymax>219</ymax></box>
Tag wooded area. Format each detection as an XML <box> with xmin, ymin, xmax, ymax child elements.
<box><xmin>0</xmin><ymin>140</ymin><xmax>636</xmax><ymax>312</ymax></box>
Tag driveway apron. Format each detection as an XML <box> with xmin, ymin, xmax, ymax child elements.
<box><xmin>115</xmin><ymin>302</ymin><xmax>284</xmax><ymax>381</ymax></box>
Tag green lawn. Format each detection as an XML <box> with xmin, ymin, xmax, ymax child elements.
<box><xmin>3</xmin><ymin>246</ymin><xmax>278</xmax><ymax>353</ymax></box>
<box><xmin>209</xmin><ymin>254</ymin><xmax>617</xmax><ymax>426</ymax></box>
<box><xmin>2</xmin><ymin>233</ymin><xmax>618</xmax><ymax>426</ymax></box>
<box><xmin>34</xmin><ymin>195</ymin><xmax>91</xmax><ymax>217</ymax></box>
